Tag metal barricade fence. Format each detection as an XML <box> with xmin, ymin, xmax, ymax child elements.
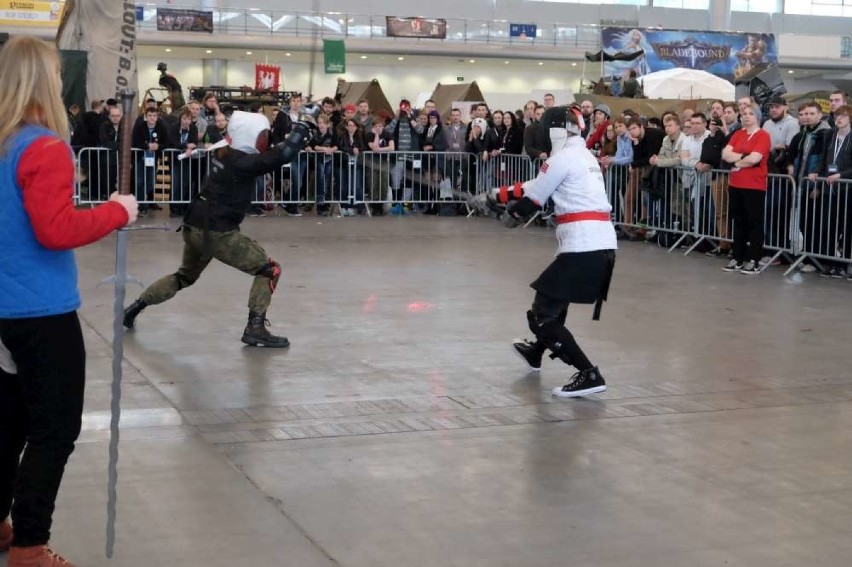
<box><xmin>358</xmin><ymin>151</ymin><xmax>479</xmax><ymax>205</ymax></box>
<box><xmin>275</xmin><ymin>151</ymin><xmax>350</xmax><ymax>208</ymax></box>
<box><xmin>786</xmin><ymin>177</ymin><xmax>852</xmax><ymax>276</ymax></box>
<box><xmin>75</xmin><ymin>147</ymin><xmax>211</xmax><ymax>211</ymax></box>
<box><xmin>477</xmin><ymin>153</ymin><xmax>536</xmax><ymax>195</ymax></box>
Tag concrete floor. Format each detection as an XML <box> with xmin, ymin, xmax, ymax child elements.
<box><xmin>3</xmin><ymin>214</ymin><xmax>852</xmax><ymax>567</ymax></box>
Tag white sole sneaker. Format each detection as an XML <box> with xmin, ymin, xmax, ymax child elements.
<box><xmin>552</xmin><ymin>384</ymin><xmax>607</xmax><ymax>398</ymax></box>
<box><xmin>510</xmin><ymin>340</ymin><xmax>541</xmax><ymax>372</ymax></box>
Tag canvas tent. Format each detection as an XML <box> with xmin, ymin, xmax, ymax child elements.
<box><xmin>429</xmin><ymin>82</ymin><xmax>486</xmax><ymax>117</ymax></box>
<box><xmin>640</xmin><ymin>69</ymin><xmax>735</xmax><ymax>100</ymax></box>
<box><xmin>334</xmin><ymin>79</ymin><xmax>393</xmax><ymax>116</ymax></box>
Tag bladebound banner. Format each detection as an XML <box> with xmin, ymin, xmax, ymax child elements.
<box><xmin>156</xmin><ymin>8</ymin><xmax>213</xmax><ymax>33</ymax></box>
<box><xmin>56</xmin><ymin>0</ymin><xmax>138</xmax><ymax>103</ymax></box>
<box><xmin>600</xmin><ymin>27</ymin><xmax>777</xmax><ymax>82</ymax></box>
<box><xmin>386</xmin><ymin>17</ymin><xmax>446</xmax><ymax>39</ymax></box>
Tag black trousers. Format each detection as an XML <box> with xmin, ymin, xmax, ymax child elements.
<box><xmin>0</xmin><ymin>312</ymin><xmax>86</xmax><ymax>547</ymax></box>
<box><xmin>728</xmin><ymin>186</ymin><xmax>766</xmax><ymax>263</ymax></box>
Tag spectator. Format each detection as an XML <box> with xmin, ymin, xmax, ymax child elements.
<box><xmin>365</xmin><ymin>115</ymin><xmax>394</xmax><ymax>215</ymax></box>
<box><xmin>681</xmin><ymin>113</ymin><xmax>712</xmax><ymax>234</ymax></box>
<box><xmin>585</xmin><ymin>104</ymin><xmax>611</xmax><ymax>152</ymax></box>
<box><xmin>523</xmin><ymin>105</ymin><xmax>548</xmax><ymax>160</ymax></box>
<box><xmin>523</xmin><ymin>99</ymin><xmax>538</xmax><ymax>126</ymax></box>
<box><xmin>626</xmin><ymin>117</ymin><xmax>665</xmax><ymax>228</ymax></box>
<box><xmin>97</xmin><ymin>105</ymin><xmax>123</xmax><ymax>201</ymax></box>
<box><xmin>491</xmin><ymin>110</ymin><xmax>505</xmax><ymax>139</ymax></box>
<box><xmin>650</xmin><ymin>115</ymin><xmax>687</xmax><ymax>232</ymax></box>
<box><xmin>599</xmin><ymin>123</ymin><xmax>617</xmax><ymax>159</ymax></box>
<box><xmin>792</xmin><ymin>102</ymin><xmax>832</xmax><ymax>263</ymax></box>
<box><xmin>321</xmin><ymin>96</ymin><xmax>342</xmax><ymax>131</ymax></box>
<box><xmin>543</xmin><ymin>93</ymin><xmax>556</xmax><ymax>109</ymax></box>
<box><xmin>203</xmin><ymin>113</ymin><xmax>228</xmax><ymax>147</ymax></box>
<box><xmin>816</xmin><ymin>104</ymin><xmax>852</xmax><ymax>277</ymax></box>
<box><xmin>337</xmin><ymin>118</ymin><xmax>366</xmax><ymax>215</ymax></box>
<box><xmin>698</xmin><ymin>117</ymin><xmax>732</xmax><ymax>257</ymax></box>
<box><xmin>386</xmin><ymin>99</ymin><xmax>423</xmax><ymax>214</ymax></box>
<box><xmin>201</xmin><ymin>92</ymin><xmax>220</xmax><ymax>123</ymax></box>
<box><xmin>309</xmin><ymin>113</ymin><xmax>338</xmax><ymax>217</ymax></box>
<box><xmin>187</xmin><ymin>99</ymin><xmax>208</xmax><ymax>138</ymax></box>
<box><xmin>763</xmin><ymin>94</ymin><xmax>799</xmax><ymax>174</ymax></box>
<box><xmin>131</xmin><ymin>107</ymin><xmax>168</xmax><ymax>215</ymax></box>
<box><xmin>646</xmin><ymin>117</ymin><xmax>663</xmax><ymax>130</ymax></box>
<box><xmin>466</xmin><ymin>117</ymin><xmax>491</xmax><ymax>192</ymax></box>
<box><xmin>166</xmin><ymin>107</ymin><xmax>199</xmax><ymax>217</ymax></box>
<box><xmin>722</xmin><ymin>102</ymin><xmax>740</xmax><ymax>136</ymax></box>
<box><xmin>721</xmin><ymin>104</ymin><xmax>771</xmax><ymax>274</ymax></box>
<box><xmin>500</xmin><ymin>111</ymin><xmax>524</xmax><ymax>155</ymax></box>
<box><xmin>579</xmin><ymin>100</ymin><xmax>594</xmax><ymax>138</ymax></box>
<box><xmin>271</xmin><ymin>92</ymin><xmax>306</xmax><ymax>216</ymax></box>
<box><xmin>828</xmin><ymin>90</ymin><xmax>848</xmax><ymax>128</ymax></box>
<box><xmin>356</xmin><ymin>99</ymin><xmax>372</xmax><ymax>130</ymax></box>
<box><xmin>421</xmin><ymin>110</ymin><xmax>448</xmax><ymax>207</ymax></box>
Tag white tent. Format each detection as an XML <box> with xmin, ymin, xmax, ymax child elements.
<box><xmin>640</xmin><ymin>68</ymin><xmax>735</xmax><ymax>100</ymax></box>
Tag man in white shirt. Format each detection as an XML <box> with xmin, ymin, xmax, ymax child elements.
<box><xmin>681</xmin><ymin>113</ymin><xmax>712</xmax><ymax>233</ymax></box>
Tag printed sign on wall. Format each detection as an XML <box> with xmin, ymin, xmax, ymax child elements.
<box><xmin>601</xmin><ymin>27</ymin><xmax>778</xmax><ymax>82</ymax></box>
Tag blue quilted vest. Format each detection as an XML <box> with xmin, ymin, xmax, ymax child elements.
<box><xmin>0</xmin><ymin>125</ymin><xmax>80</xmax><ymax>318</ymax></box>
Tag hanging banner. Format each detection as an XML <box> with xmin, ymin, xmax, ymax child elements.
<box><xmin>600</xmin><ymin>27</ymin><xmax>778</xmax><ymax>82</ymax></box>
<box><xmin>323</xmin><ymin>39</ymin><xmax>345</xmax><ymax>74</ymax></box>
<box><xmin>56</xmin><ymin>0</ymin><xmax>138</xmax><ymax>103</ymax></box>
<box><xmin>386</xmin><ymin>17</ymin><xmax>446</xmax><ymax>39</ymax></box>
<box><xmin>509</xmin><ymin>24</ymin><xmax>536</xmax><ymax>39</ymax></box>
<box><xmin>0</xmin><ymin>0</ymin><xmax>64</xmax><ymax>27</ymax></box>
<box><xmin>156</xmin><ymin>8</ymin><xmax>213</xmax><ymax>33</ymax></box>
<box><xmin>255</xmin><ymin>64</ymin><xmax>280</xmax><ymax>91</ymax></box>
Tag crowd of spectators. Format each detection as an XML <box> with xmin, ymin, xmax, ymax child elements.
<box><xmin>67</xmin><ymin>88</ymin><xmax>852</xmax><ymax>278</ymax></box>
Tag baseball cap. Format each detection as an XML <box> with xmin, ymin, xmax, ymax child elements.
<box><xmin>767</xmin><ymin>94</ymin><xmax>787</xmax><ymax>106</ymax></box>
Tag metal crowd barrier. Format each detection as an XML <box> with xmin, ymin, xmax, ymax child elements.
<box><xmin>785</xmin><ymin>177</ymin><xmax>852</xmax><ymax>276</ymax></box>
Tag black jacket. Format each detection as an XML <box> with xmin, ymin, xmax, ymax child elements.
<box><xmin>631</xmin><ymin>128</ymin><xmax>665</xmax><ymax>168</ymax></box>
<box><xmin>167</xmin><ymin>123</ymin><xmax>199</xmax><ymax>151</ymax></box>
<box><xmin>184</xmin><ymin>147</ymin><xmax>291</xmax><ymax>232</ymax></box>
<box><xmin>131</xmin><ymin>120</ymin><xmax>168</xmax><ymax>153</ymax></box>
<box><xmin>421</xmin><ymin>124</ymin><xmax>448</xmax><ymax>152</ymax></box>
<box><xmin>699</xmin><ymin>129</ymin><xmax>727</xmax><ymax>168</ymax></box>
<box><xmin>98</xmin><ymin>123</ymin><xmax>121</xmax><ymax>151</ymax></box>
<box><xmin>523</xmin><ymin>122</ymin><xmax>547</xmax><ymax>158</ymax></box>
<box><xmin>819</xmin><ymin>129</ymin><xmax>852</xmax><ymax>179</ymax></box>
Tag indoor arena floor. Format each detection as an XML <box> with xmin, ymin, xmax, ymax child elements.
<box><xmin>4</xmin><ymin>214</ymin><xmax>852</xmax><ymax>567</ymax></box>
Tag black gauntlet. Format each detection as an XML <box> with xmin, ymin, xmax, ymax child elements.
<box><xmin>276</xmin><ymin>122</ymin><xmax>312</xmax><ymax>163</ymax></box>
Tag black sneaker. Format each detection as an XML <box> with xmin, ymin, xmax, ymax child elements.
<box><xmin>511</xmin><ymin>338</ymin><xmax>543</xmax><ymax>371</ymax></box>
<box><xmin>739</xmin><ymin>260</ymin><xmax>760</xmax><ymax>275</ymax></box>
<box><xmin>552</xmin><ymin>367</ymin><xmax>607</xmax><ymax>398</ymax></box>
<box><xmin>722</xmin><ymin>259</ymin><xmax>743</xmax><ymax>272</ymax></box>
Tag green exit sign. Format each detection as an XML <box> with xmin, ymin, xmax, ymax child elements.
<box><xmin>457</xmin><ymin>76</ymin><xmax>464</xmax><ymax>81</ymax></box>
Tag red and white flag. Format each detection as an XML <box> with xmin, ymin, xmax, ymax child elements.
<box><xmin>255</xmin><ymin>64</ymin><xmax>280</xmax><ymax>91</ymax></box>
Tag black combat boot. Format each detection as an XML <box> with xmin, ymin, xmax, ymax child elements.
<box><xmin>123</xmin><ymin>299</ymin><xmax>147</xmax><ymax>329</ymax></box>
<box><xmin>241</xmin><ymin>311</ymin><xmax>290</xmax><ymax>348</ymax></box>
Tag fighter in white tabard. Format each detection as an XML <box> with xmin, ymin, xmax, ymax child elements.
<box><xmin>500</xmin><ymin>105</ymin><xmax>617</xmax><ymax>398</ymax></box>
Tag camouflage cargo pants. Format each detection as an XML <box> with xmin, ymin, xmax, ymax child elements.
<box><xmin>139</xmin><ymin>225</ymin><xmax>275</xmax><ymax>314</ymax></box>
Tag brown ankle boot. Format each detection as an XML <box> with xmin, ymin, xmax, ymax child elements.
<box><xmin>0</xmin><ymin>520</ymin><xmax>12</xmax><ymax>551</ymax></box>
<box><xmin>8</xmin><ymin>545</ymin><xmax>77</xmax><ymax>567</ymax></box>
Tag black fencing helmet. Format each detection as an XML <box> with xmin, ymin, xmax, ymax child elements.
<box><xmin>536</xmin><ymin>104</ymin><xmax>586</xmax><ymax>154</ymax></box>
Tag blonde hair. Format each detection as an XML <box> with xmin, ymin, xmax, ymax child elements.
<box><xmin>0</xmin><ymin>36</ymin><xmax>70</xmax><ymax>151</ymax></box>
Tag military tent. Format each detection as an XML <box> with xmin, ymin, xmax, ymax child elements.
<box><xmin>334</xmin><ymin>79</ymin><xmax>393</xmax><ymax>116</ymax></box>
<box><xmin>429</xmin><ymin>82</ymin><xmax>486</xmax><ymax>117</ymax></box>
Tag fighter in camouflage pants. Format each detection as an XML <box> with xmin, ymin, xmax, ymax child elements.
<box><xmin>139</xmin><ymin>225</ymin><xmax>275</xmax><ymax>314</ymax></box>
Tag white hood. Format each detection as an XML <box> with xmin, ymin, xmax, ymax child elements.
<box><xmin>227</xmin><ymin>111</ymin><xmax>270</xmax><ymax>154</ymax></box>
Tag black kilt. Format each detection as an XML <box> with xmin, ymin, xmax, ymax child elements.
<box><xmin>531</xmin><ymin>249</ymin><xmax>615</xmax><ymax>304</ymax></box>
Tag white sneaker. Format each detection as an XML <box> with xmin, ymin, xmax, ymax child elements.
<box><xmin>759</xmin><ymin>256</ymin><xmax>772</xmax><ymax>265</ymax></box>
<box><xmin>722</xmin><ymin>259</ymin><xmax>743</xmax><ymax>272</ymax></box>
<box><xmin>800</xmin><ymin>264</ymin><xmax>817</xmax><ymax>273</ymax></box>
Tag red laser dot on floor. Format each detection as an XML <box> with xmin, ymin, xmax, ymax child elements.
<box><xmin>407</xmin><ymin>301</ymin><xmax>434</xmax><ymax>313</ymax></box>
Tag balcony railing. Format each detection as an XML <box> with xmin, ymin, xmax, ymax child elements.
<box><xmin>137</xmin><ymin>7</ymin><xmax>603</xmax><ymax>49</ymax></box>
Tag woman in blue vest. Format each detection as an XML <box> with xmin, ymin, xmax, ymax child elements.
<box><xmin>0</xmin><ymin>36</ymin><xmax>137</xmax><ymax>567</ymax></box>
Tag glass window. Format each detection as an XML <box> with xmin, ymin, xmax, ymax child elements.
<box><xmin>785</xmin><ymin>0</ymin><xmax>852</xmax><ymax>15</ymax></box>
<box><xmin>651</xmin><ymin>0</ymin><xmax>710</xmax><ymax>7</ymax></box>
<box><xmin>732</xmin><ymin>0</ymin><xmax>780</xmax><ymax>12</ymax></box>
<box><xmin>533</xmin><ymin>0</ymin><xmax>646</xmax><ymax>4</ymax></box>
